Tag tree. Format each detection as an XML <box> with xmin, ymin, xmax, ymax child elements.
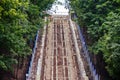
<box><xmin>94</xmin><ymin>12</ymin><xmax>120</xmax><ymax>79</ymax></box>
<box><xmin>70</xmin><ymin>0</ymin><xmax>120</xmax><ymax>79</ymax></box>
<box><xmin>0</xmin><ymin>0</ymin><xmax>55</xmax><ymax>79</ymax></box>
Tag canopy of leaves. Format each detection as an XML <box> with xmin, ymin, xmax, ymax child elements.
<box><xmin>70</xmin><ymin>0</ymin><xmax>120</xmax><ymax>79</ymax></box>
<box><xmin>0</xmin><ymin>0</ymin><xmax>54</xmax><ymax>72</ymax></box>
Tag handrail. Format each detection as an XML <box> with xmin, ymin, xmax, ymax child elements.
<box><xmin>36</xmin><ymin>17</ymin><xmax>47</xmax><ymax>80</ymax></box>
<box><xmin>26</xmin><ymin>30</ymin><xmax>39</xmax><ymax>80</ymax></box>
<box><xmin>69</xmin><ymin>18</ymin><xmax>88</xmax><ymax>80</ymax></box>
<box><xmin>74</xmin><ymin>14</ymin><xmax>100</xmax><ymax>80</ymax></box>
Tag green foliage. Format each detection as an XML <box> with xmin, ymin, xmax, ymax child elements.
<box><xmin>0</xmin><ymin>0</ymin><xmax>30</xmax><ymax>71</ymax></box>
<box><xmin>95</xmin><ymin>12</ymin><xmax>120</xmax><ymax>79</ymax></box>
<box><xmin>30</xmin><ymin>0</ymin><xmax>54</xmax><ymax>11</ymax></box>
<box><xmin>0</xmin><ymin>56</ymin><xmax>17</xmax><ymax>70</ymax></box>
<box><xmin>70</xmin><ymin>0</ymin><xmax>120</xmax><ymax>79</ymax></box>
<box><xmin>0</xmin><ymin>0</ymin><xmax>55</xmax><ymax>73</ymax></box>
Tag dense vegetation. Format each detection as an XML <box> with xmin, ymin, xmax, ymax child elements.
<box><xmin>70</xmin><ymin>0</ymin><xmax>120</xmax><ymax>79</ymax></box>
<box><xmin>0</xmin><ymin>0</ymin><xmax>54</xmax><ymax>79</ymax></box>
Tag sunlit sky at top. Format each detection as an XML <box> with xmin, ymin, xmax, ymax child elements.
<box><xmin>47</xmin><ymin>0</ymin><xmax>69</xmax><ymax>15</ymax></box>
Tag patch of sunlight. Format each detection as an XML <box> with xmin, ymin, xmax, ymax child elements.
<box><xmin>47</xmin><ymin>0</ymin><xmax>69</xmax><ymax>15</ymax></box>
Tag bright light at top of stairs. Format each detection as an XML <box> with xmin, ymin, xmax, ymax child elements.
<box><xmin>47</xmin><ymin>0</ymin><xmax>69</xmax><ymax>15</ymax></box>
